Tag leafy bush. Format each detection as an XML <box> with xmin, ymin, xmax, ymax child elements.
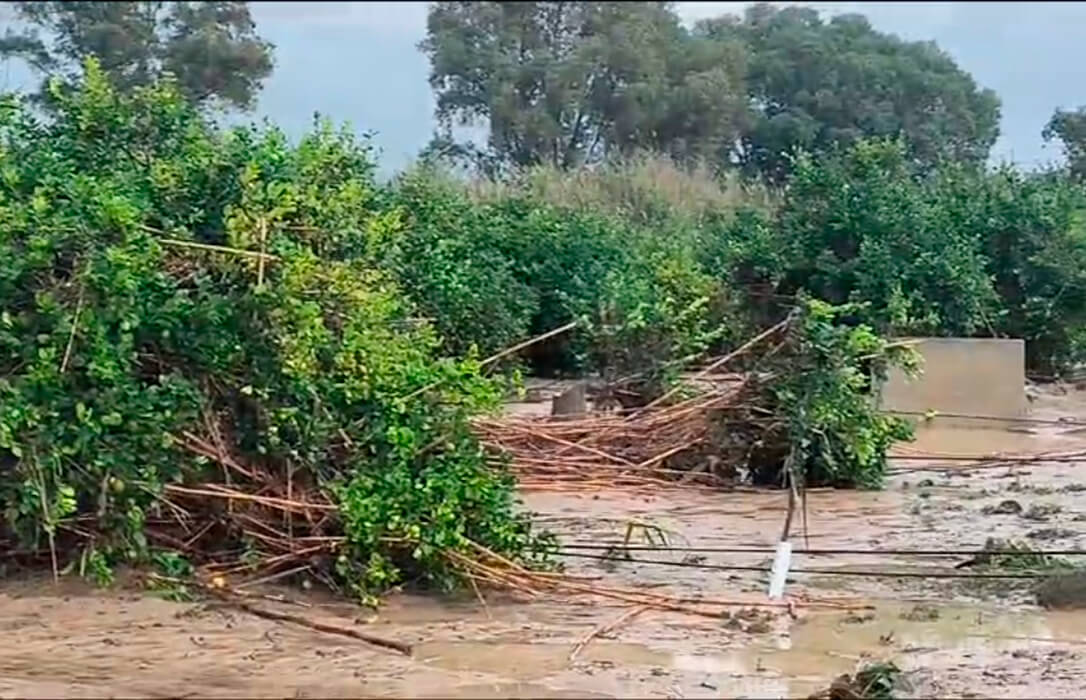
<box><xmin>716</xmin><ymin>300</ymin><xmax>915</xmax><ymax>489</ymax></box>
<box><xmin>715</xmin><ymin>138</ymin><xmax>1086</xmax><ymax>376</ymax></box>
<box><xmin>0</xmin><ymin>59</ymin><xmax>550</xmax><ymax>597</ymax></box>
<box><xmin>485</xmin><ymin>199</ymin><xmax>631</xmax><ymax>365</ymax></box>
<box><xmin>774</xmin><ymin>139</ymin><xmax>997</xmax><ymax>337</ymax></box>
<box><xmin>583</xmin><ymin>234</ymin><xmax>728</xmax><ymax>397</ymax></box>
<box><xmin>771</xmin><ymin>300</ymin><xmax>916</xmax><ymax>488</ymax></box>
<box><xmin>933</xmin><ymin>166</ymin><xmax>1086</xmax><ymax>375</ymax></box>
<box><xmin>478</xmin><ymin>197</ymin><xmax>731</xmax><ymax>387</ymax></box>
<box><xmin>389</xmin><ymin>164</ymin><xmax>747</xmax><ymax>388</ymax></box>
<box><xmin>381</xmin><ymin>169</ymin><xmax>538</xmax><ymax>359</ymax></box>
<box><xmin>699</xmin><ymin>207</ymin><xmax>789</xmax><ymax>333</ymax></box>
<box><xmin>388</xmin><ymin>169</ymin><xmax>727</xmax><ymax>383</ymax></box>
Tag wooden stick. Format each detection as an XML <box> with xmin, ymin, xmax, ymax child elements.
<box><xmin>568</xmin><ymin>605</ymin><xmax>648</xmax><ymax>662</ymax></box>
<box><xmin>59</xmin><ymin>283</ymin><xmax>85</xmax><ymax>373</ymax></box>
<box><xmin>163</xmin><ymin>484</ymin><xmax>336</xmax><ymax>512</ymax></box>
<box><xmin>468</xmin><ymin>573</ymin><xmax>492</xmax><ymax>620</ymax></box>
<box><xmin>400</xmin><ymin>321</ymin><xmax>578</xmax><ymax>401</ymax></box>
<box><xmin>159</xmin><ymin>237</ymin><xmax>279</xmax><ymax>261</ymax></box>
<box><xmin>480</xmin><ymin>321</ymin><xmax>578</xmax><ymax>368</ymax></box>
<box><xmin>199</xmin><ymin>585</ymin><xmax>410</xmax><ymax>655</ymax></box>
<box><xmin>177</xmin><ymin>432</ymin><xmax>257</xmax><ymax>479</ymax></box>
<box><xmin>632</xmin><ymin>438</ymin><xmax>702</xmax><ymax>471</ymax></box>
<box><xmin>633</xmin><ymin>316</ymin><xmax>790</xmax><ymax>417</ymax></box>
<box><xmin>513</xmin><ymin>426</ymin><xmax>636</xmax><ymax>466</ymax></box>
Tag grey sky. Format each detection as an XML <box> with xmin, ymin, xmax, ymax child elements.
<box><xmin>4</xmin><ymin>2</ymin><xmax>1083</xmax><ymax>174</ymax></box>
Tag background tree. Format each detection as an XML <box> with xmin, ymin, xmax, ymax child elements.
<box><xmin>698</xmin><ymin>3</ymin><xmax>1001</xmax><ymax>181</ymax></box>
<box><xmin>1044</xmin><ymin>106</ymin><xmax>1086</xmax><ymax>180</ymax></box>
<box><xmin>0</xmin><ymin>1</ymin><xmax>273</xmax><ymax>110</ymax></box>
<box><xmin>420</xmin><ymin>1</ymin><xmax>749</xmax><ymax>174</ymax></box>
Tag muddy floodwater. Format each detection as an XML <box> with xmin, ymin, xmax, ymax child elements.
<box><xmin>3</xmin><ymin>385</ymin><xmax>1086</xmax><ymax>698</ymax></box>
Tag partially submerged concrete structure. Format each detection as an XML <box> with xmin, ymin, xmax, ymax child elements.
<box><xmin>878</xmin><ymin>338</ymin><xmax>1027</xmax><ymax>428</ymax></box>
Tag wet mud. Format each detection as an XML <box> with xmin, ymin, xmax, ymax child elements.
<box><xmin>2</xmin><ymin>384</ymin><xmax>1086</xmax><ymax>698</ymax></box>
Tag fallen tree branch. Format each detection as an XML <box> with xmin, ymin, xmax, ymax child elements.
<box><xmin>216</xmin><ymin>593</ymin><xmax>411</xmax><ymax>655</ymax></box>
<box><xmin>149</xmin><ymin>575</ymin><xmax>412</xmax><ymax>655</ymax></box>
<box><xmin>568</xmin><ymin>604</ymin><xmax>648</xmax><ymax>662</ymax></box>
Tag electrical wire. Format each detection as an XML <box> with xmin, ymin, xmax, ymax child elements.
<box><xmin>556</xmin><ymin>543</ymin><xmax>1086</xmax><ymax>557</ymax></box>
<box><xmin>889</xmin><ymin>454</ymin><xmax>1086</xmax><ymax>462</ymax></box>
<box><xmin>554</xmin><ymin>550</ymin><xmax>1056</xmax><ymax>580</ymax></box>
<box><xmin>882</xmin><ymin>409</ymin><xmax>1086</xmax><ymax>429</ymax></box>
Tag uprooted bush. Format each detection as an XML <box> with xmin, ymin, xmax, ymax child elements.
<box><xmin>709</xmin><ymin>300</ymin><xmax>916</xmax><ymax>489</ymax></box>
<box><xmin>479</xmin><ymin>300</ymin><xmax>916</xmax><ymax>491</ymax></box>
<box><xmin>0</xmin><ymin>59</ymin><xmax>551</xmax><ymax>599</ymax></box>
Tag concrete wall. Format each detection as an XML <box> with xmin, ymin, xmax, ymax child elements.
<box><xmin>877</xmin><ymin>338</ymin><xmax>1027</xmax><ymax>424</ymax></box>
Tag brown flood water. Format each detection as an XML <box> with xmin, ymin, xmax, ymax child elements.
<box><xmin>2</xmin><ymin>384</ymin><xmax>1086</xmax><ymax>698</ymax></box>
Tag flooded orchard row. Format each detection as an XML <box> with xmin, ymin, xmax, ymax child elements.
<box><xmin>2</xmin><ymin>386</ymin><xmax>1086</xmax><ymax>698</ymax></box>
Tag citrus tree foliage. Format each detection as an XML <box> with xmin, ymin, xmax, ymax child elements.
<box><xmin>421</xmin><ymin>1</ymin><xmax>749</xmax><ymax>174</ymax></box>
<box><xmin>381</xmin><ymin>164</ymin><xmax>731</xmax><ymax>383</ymax></box>
<box><xmin>696</xmin><ymin>3</ymin><xmax>1000</xmax><ymax>181</ymax></box>
<box><xmin>581</xmin><ymin>232</ymin><xmax>727</xmax><ymax>395</ymax></box>
<box><xmin>712</xmin><ymin>137</ymin><xmax>1086</xmax><ymax>375</ymax></box>
<box><xmin>0</xmin><ymin>1</ymin><xmax>274</xmax><ymax>110</ymax></box>
<box><xmin>764</xmin><ymin>300</ymin><xmax>914</xmax><ymax>488</ymax></box>
<box><xmin>381</xmin><ymin>170</ymin><xmax>538</xmax><ymax>359</ymax></box>
<box><xmin>931</xmin><ymin>165</ymin><xmax>1086</xmax><ymax>374</ymax></box>
<box><xmin>774</xmin><ymin>139</ymin><xmax>997</xmax><ymax>336</ymax></box>
<box><xmin>0</xmin><ymin>59</ymin><xmax>549</xmax><ymax>595</ymax></box>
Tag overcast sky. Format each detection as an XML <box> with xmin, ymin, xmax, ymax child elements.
<box><xmin>4</xmin><ymin>2</ymin><xmax>1084</xmax><ymax>175</ymax></box>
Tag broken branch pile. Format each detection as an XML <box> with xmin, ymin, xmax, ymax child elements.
<box><xmin>474</xmin><ymin>373</ymin><xmax>756</xmax><ymax>489</ymax></box>
<box><xmin>476</xmin><ymin>303</ymin><xmax>915</xmax><ymax>491</ymax></box>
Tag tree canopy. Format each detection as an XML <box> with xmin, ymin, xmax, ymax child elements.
<box><xmin>0</xmin><ymin>1</ymin><xmax>274</xmax><ymax>110</ymax></box>
<box><xmin>420</xmin><ymin>1</ymin><xmax>749</xmax><ymax>174</ymax></box>
<box><xmin>698</xmin><ymin>4</ymin><xmax>1001</xmax><ymax>180</ymax></box>
<box><xmin>423</xmin><ymin>1</ymin><xmax>1002</xmax><ymax>179</ymax></box>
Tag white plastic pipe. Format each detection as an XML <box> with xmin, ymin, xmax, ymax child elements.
<box><xmin>767</xmin><ymin>541</ymin><xmax>793</xmax><ymax>599</ymax></box>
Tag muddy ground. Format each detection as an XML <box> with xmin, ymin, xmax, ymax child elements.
<box><xmin>2</xmin><ymin>386</ymin><xmax>1086</xmax><ymax>698</ymax></box>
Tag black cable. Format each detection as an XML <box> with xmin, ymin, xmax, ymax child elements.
<box><xmin>556</xmin><ymin>543</ymin><xmax>1086</xmax><ymax>556</ymax></box>
<box><xmin>554</xmin><ymin>550</ymin><xmax>1055</xmax><ymax>579</ymax></box>
<box><xmin>882</xmin><ymin>409</ymin><xmax>1086</xmax><ymax>428</ymax></box>
<box><xmin>889</xmin><ymin>454</ymin><xmax>1086</xmax><ymax>462</ymax></box>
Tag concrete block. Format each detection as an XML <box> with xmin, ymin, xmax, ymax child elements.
<box><xmin>878</xmin><ymin>338</ymin><xmax>1026</xmax><ymax>425</ymax></box>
